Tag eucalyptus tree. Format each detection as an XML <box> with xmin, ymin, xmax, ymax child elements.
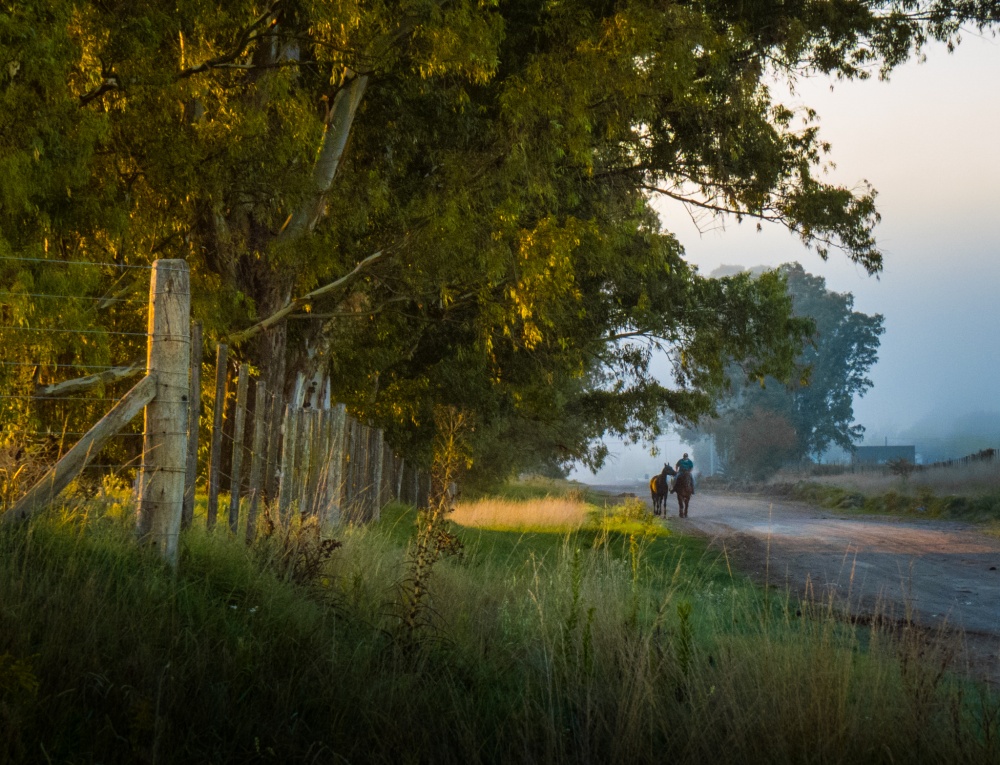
<box><xmin>1</xmin><ymin>0</ymin><xmax>996</xmax><ymax>477</ymax></box>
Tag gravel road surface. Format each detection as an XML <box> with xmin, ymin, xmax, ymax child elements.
<box><xmin>590</xmin><ymin>484</ymin><xmax>1000</xmax><ymax>680</ymax></box>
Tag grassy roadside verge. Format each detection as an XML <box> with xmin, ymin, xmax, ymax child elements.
<box><xmin>702</xmin><ymin>459</ymin><xmax>1000</xmax><ymax>526</ymax></box>
<box><xmin>1</xmin><ymin>488</ymin><xmax>998</xmax><ymax>763</ymax></box>
<box><xmin>782</xmin><ymin>481</ymin><xmax>1000</xmax><ymax>522</ymax></box>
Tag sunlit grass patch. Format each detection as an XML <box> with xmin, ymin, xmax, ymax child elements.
<box><xmin>451</xmin><ymin>494</ymin><xmax>670</xmax><ymax>539</ymax></box>
<box><xmin>451</xmin><ymin>495</ymin><xmax>592</xmax><ymax>532</ymax></box>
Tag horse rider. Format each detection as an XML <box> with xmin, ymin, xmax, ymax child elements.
<box><xmin>672</xmin><ymin>453</ymin><xmax>694</xmax><ymax>493</ymax></box>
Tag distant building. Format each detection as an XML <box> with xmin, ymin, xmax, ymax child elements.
<box><xmin>852</xmin><ymin>445</ymin><xmax>916</xmax><ymax>465</ymax></box>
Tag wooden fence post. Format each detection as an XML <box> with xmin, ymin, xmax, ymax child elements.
<box><xmin>181</xmin><ymin>321</ymin><xmax>202</xmax><ymax>529</ymax></box>
<box><xmin>245</xmin><ymin>379</ymin><xmax>267</xmax><ymax>543</ymax></box>
<box><xmin>136</xmin><ymin>260</ymin><xmax>191</xmax><ymax>565</ymax></box>
<box><xmin>371</xmin><ymin>429</ymin><xmax>385</xmax><ymax>522</ymax></box>
<box><xmin>297</xmin><ymin>409</ymin><xmax>315</xmax><ymax>516</ymax></box>
<box><xmin>206</xmin><ymin>343</ymin><xmax>229</xmax><ymax>530</ymax></box>
<box><xmin>227</xmin><ymin>363</ymin><xmax>249</xmax><ymax>533</ymax></box>
<box><xmin>264</xmin><ymin>392</ymin><xmax>283</xmax><ymax>501</ymax></box>
<box><xmin>396</xmin><ymin>457</ymin><xmax>405</xmax><ymax>502</ymax></box>
<box><xmin>277</xmin><ymin>404</ymin><xmax>298</xmax><ymax>520</ymax></box>
<box><xmin>323</xmin><ymin>404</ymin><xmax>346</xmax><ymax>525</ymax></box>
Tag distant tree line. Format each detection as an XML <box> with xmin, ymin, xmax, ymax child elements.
<box><xmin>682</xmin><ymin>264</ymin><xmax>884</xmax><ymax>481</ymax></box>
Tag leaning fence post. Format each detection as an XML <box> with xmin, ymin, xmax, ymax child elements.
<box><xmin>206</xmin><ymin>343</ymin><xmax>229</xmax><ymax>530</ymax></box>
<box><xmin>182</xmin><ymin>320</ymin><xmax>202</xmax><ymax>530</ymax></box>
<box><xmin>136</xmin><ymin>260</ymin><xmax>191</xmax><ymax>566</ymax></box>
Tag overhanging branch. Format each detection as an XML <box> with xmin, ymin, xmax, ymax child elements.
<box><xmin>177</xmin><ymin>2</ymin><xmax>283</xmax><ymax>79</ymax></box>
<box><xmin>34</xmin><ymin>362</ymin><xmax>144</xmax><ymax>399</ymax></box>
<box><xmin>227</xmin><ymin>249</ymin><xmax>385</xmax><ymax>346</ymax></box>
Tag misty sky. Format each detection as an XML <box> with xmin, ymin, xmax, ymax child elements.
<box><xmin>577</xmin><ymin>34</ymin><xmax>1000</xmax><ymax>482</ymax></box>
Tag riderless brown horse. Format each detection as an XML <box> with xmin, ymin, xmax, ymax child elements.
<box><xmin>673</xmin><ymin>470</ymin><xmax>693</xmax><ymax>518</ymax></box>
<box><xmin>649</xmin><ymin>464</ymin><xmax>676</xmax><ymax>516</ymax></box>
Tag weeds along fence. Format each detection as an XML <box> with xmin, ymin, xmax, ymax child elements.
<box><xmin>0</xmin><ymin>257</ymin><xmax>430</xmax><ymax>564</ymax></box>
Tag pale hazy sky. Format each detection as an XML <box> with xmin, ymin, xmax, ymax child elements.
<box><xmin>578</xmin><ymin>34</ymin><xmax>1000</xmax><ymax>482</ymax></box>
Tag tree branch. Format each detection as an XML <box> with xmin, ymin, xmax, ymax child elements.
<box><xmin>34</xmin><ymin>362</ymin><xmax>144</xmax><ymax>399</ymax></box>
<box><xmin>177</xmin><ymin>2</ymin><xmax>283</xmax><ymax>79</ymax></box>
<box><xmin>79</xmin><ymin>77</ymin><xmax>120</xmax><ymax>106</ymax></box>
<box><xmin>227</xmin><ymin>249</ymin><xmax>385</xmax><ymax>345</ymax></box>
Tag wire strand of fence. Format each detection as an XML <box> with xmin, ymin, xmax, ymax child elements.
<box><xmin>0</xmin><ymin>256</ymin><xmax>153</xmax><ymax>269</ymax></box>
<box><xmin>0</xmin><ymin>395</ymin><xmax>131</xmax><ymax>403</ymax></box>
<box><xmin>0</xmin><ymin>291</ymin><xmax>146</xmax><ymax>304</ymax></box>
<box><xmin>17</xmin><ymin>431</ymin><xmax>188</xmax><ymax>438</ymax></box>
<box><xmin>74</xmin><ymin>465</ymin><xmax>144</xmax><ymax>471</ymax></box>
<box><xmin>1</xmin><ymin>361</ymin><xmax>142</xmax><ymax>371</ymax></box>
<box><xmin>0</xmin><ymin>326</ymin><xmax>152</xmax><ymax>337</ymax></box>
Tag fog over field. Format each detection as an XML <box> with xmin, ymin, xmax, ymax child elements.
<box><xmin>578</xmin><ymin>35</ymin><xmax>1000</xmax><ymax>482</ymax></box>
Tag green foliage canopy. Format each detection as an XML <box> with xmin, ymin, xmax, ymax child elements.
<box><xmin>1</xmin><ymin>0</ymin><xmax>994</xmax><ymax>480</ymax></box>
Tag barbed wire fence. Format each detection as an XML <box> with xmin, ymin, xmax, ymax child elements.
<box><xmin>0</xmin><ymin>256</ymin><xmax>153</xmax><ymax>507</ymax></box>
<box><xmin>0</xmin><ymin>256</ymin><xmax>430</xmax><ymax>563</ymax></box>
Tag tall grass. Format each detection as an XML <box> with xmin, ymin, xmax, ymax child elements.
<box><xmin>780</xmin><ymin>459</ymin><xmax>1000</xmax><ymax>521</ymax></box>
<box><xmin>801</xmin><ymin>459</ymin><xmax>1000</xmax><ymax>496</ymax></box>
<box><xmin>0</xmin><ymin>492</ymin><xmax>997</xmax><ymax>763</ymax></box>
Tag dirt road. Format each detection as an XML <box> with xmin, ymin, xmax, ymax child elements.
<box><xmin>593</xmin><ymin>485</ymin><xmax>1000</xmax><ymax>677</ymax></box>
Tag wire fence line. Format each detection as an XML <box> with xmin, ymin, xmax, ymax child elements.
<box><xmin>0</xmin><ymin>326</ymin><xmax>152</xmax><ymax>337</ymax></box>
<box><xmin>1</xmin><ymin>258</ymin><xmax>430</xmax><ymax>549</ymax></box>
<box><xmin>0</xmin><ymin>291</ymin><xmax>145</xmax><ymax>304</ymax></box>
<box><xmin>1</xmin><ymin>361</ymin><xmax>140</xmax><ymax>371</ymax></box>
<box><xmin>0</xmin><ymin>256</ymin><xmax>153</xmax><ymax>269</ymax></box>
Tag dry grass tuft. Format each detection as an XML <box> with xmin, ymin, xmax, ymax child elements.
<box><xmin>805</xmin><ymin>459</ymin><xmax>1000</xmax><ymax>496</ymax></box>
<box><xmin>451</xmin><ymin>496</ymin><xmax>591</xmax><ymax>530</ymax></box>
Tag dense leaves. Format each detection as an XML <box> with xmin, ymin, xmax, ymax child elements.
<box><xmin>1</xmin><ymin>0</ymin><xmax>995</xmax><ymax>482</ymax></box>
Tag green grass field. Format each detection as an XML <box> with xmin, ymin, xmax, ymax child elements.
<box><xmin>0</xmin><ymin>486</ymin><xmax>997</xmax><ymax>764</ymax></box>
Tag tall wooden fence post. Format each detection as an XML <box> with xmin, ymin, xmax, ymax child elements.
<box><xmin>181</xmin><ymin>320</ymin><xmax>202</xmax><ymax>529</ymax></box>
<box><xmin>323</xmin><ymin>403</ymin><xmax>346</xmax><ymax>525</ymax></box>
<box><xmin>277</xmin><ymin>404</ymin><xmax>298</xmax><ymax>520</ymax></box>
<box><xmin>228</xmin><ymin>363</ymin><xmax>249</xmax><ymax>533</ymax></box>
<box><xmin>136</xmin><ymin>260</ymin><xmax>191</xmax><ymax>566</ymax></box>
<box><xmin>245</xmin><ymin>379</ymin><xmax>267</xmax><ymax>543</ymax></box>
<box><xmin>206</xmin><ymin>343</ymin><xmax>229</xmax><ymax>530</ymax></box>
